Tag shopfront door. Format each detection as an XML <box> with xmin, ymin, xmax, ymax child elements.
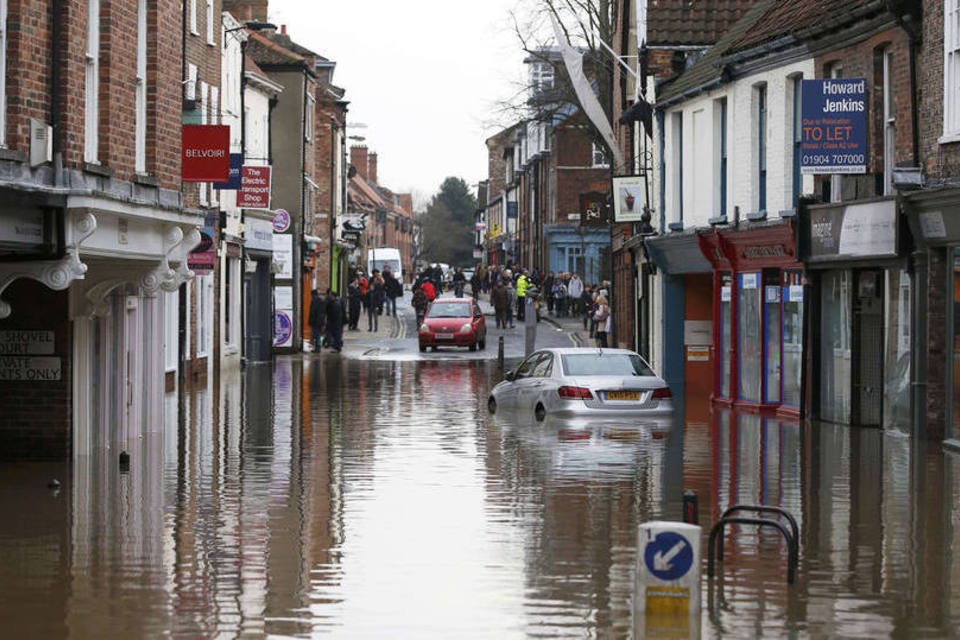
<box><xmin>738</xmin><ymin>272</ymin><xmax>762</xmax><ymax>403</ymax></box>
<box><xmin>853</xmin><ymin>270</ymin><xmax>884</xmax><ymax>427</ymax></box>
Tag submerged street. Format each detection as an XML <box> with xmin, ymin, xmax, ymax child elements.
<box><xmin>2</xmin><ymin>298</ymin><xmax>958</xmax><ymax>638</ymax></box>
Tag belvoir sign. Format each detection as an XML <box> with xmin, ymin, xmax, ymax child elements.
<box><xmin>181</xmin><ymin>125</ymin><xmax>230</xmax><ymax>182</ymax></box>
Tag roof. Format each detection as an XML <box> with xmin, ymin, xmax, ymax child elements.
<box><xmin>246</xmin><ymin>31</ymin><xmax>305</xmax><ymax>66</ymax></box>
<box><xmin>647</xmin><ymin>0</ymin><xmax>756</xmax><ymax>47</ymax></box>
<box><xmin>727</xmin><ymin>0</ymin><xmax>880</xmax><ymax>54</ymax></box>
<box><xmin>656</xmin><ymin>0</ymin><xmax>778</xmax><ymax>105</ymax></box>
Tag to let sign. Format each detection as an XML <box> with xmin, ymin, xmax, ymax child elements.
<box><xmin>237</xmin><ymin>166</ymin><xmax>272</xmax><ymax>209</ymax></box>
<box><xmin>801</xmin><ymin>79</ymin><xmax>867</xmax><ymax>174</ymax></box>
<box><xmin>182</xmin><ymin>125</ymin><xmax>230</xmax><ymax>182</ymax></box>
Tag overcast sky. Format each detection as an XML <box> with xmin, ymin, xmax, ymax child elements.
<box><xmin>267</xmin><ymin>0</ymin><xmax>529</xmax><ymax>209</ymax></box>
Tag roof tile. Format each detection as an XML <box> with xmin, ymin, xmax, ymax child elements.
<box><xmin>648</xmin><ymin>0</ymin><xmax>755</xmax><ymax>46</ymax></box>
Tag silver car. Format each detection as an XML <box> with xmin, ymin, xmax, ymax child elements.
<box><xmin>487</xmin><ymin>348</ymin><xmax>673</xmax><ymax>421</ymax></box>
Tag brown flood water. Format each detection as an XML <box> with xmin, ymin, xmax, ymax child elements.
<box><xmin>1</xmin><ymin>357</ymin><xmax>959</xmax><ymax>638</ymax></box>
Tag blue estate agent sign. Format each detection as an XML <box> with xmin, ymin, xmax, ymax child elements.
<box><xmin>643</xmin><ymin>531</ymin><xmax>694</xmax><ymax>581</ymax></box>
<box><xmin>213</xmin><ymin>153</ymin><xmax>243</xmax><ymax>190</ymax></box>
<box><xmin>801</xmin><ymin>78</ymin><xmax>867</xmax><ymax>175</ymax></box>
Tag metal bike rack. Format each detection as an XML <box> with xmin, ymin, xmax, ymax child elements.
<box><xmin>707</xmin><ymin>505</ymin><xmax>799</xmax><ymax>584</ymax></box>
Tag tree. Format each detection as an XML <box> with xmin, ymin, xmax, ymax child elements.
<box><xmin>418</xmin><ymin>177</ymin><xmax>478</xmax><ymax>267</ymax></box>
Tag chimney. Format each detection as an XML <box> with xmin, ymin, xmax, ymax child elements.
<box><xmin>222</xmin><ymin>0</ymin><xmax>269</xmax><ymax>22</ymax></box>
<box><xmin>398</xmin><ymin>194</ymin><xmax>413</xmax><ymax>215</ymax></box>
<box><xmin>350</xmin><ymin>146</ymin><xmax>369</xmax><ymax>180</ymax></box>
<box><xmin>280</xmin><ymin>24</ymin><xmax>287</xmax><ymax>35</ymax></box>
<box><xmin>368</xmin><ymin>152</ymin><xmax>378</xmax><ymax>185</ymax></box>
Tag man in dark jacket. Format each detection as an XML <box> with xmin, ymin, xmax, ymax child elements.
<box><xmin>325</xmin><ymin>289</ymin><xmax>345</xmax><ymax>352</ymax></box>
<box><xmin>490</xmin><ymin>281</ymin><xmax>510</xmax><ymax>329</ymax></box>
<box><xmin>347</xmin><ymin>278</ymin><xmax>362</xmax><ymax>330</ymax></box>
<box><xmin>383</xmin><ymin>268</ymin><xmax>403</xmax><ymax>316</ymax></box>
<box><xmin>308</xmin><ymin>288</ymin><xmax>327</xmax><ymax>352</ymax></box>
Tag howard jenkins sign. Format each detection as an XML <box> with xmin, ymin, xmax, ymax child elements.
<box><xmin>801</xmin><ymin>79</ymin><xmax>867</xmax><ymax>175</ymax></box>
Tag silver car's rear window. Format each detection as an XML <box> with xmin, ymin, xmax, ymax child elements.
<box><xmin>428</xmin><ymin>302</ymin><xmax>471</xmax><ymax>318</ymax></box>
<box><xmin>561</xmin><ymin>353</ymin><xmax>654</xmax><ymax>377</ymax></box>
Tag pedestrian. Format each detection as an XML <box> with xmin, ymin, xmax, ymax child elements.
<box><xmin>453</xmin><ymin>267</ymin><xmax>466</xmax><ymax>297</ymax></box>
<box><xmin>469</xmin><ymin>269</ymin><xmax>482</xmax><ymax>299</ymax></box>
<box><xmin>367</xmin><ymin>270</ymin><xmax>385</xmax><ymax>331</ymax></box>
<box><xmin>325</xmin><ymin>289</ymin><xmax>345</xmax><ymax>353</ymax></box>
<box><xmin>383</xmin><ymin>267</ymin><xmax>403</xmax><ymax>317</ymax></box>
<box><xmin>515</xmin><ymin>270</ymin><xmax>529</xmax><ymax>321</ymax></box>
<box><xmin>593</xmin><ymin>294</ymin><xmax>610</xmax><ymax>347</ymax></box>
<box><xmin>568</xmin><ymin>273</ymin><xmax>583</xmax><ymax>316</ymax></box>
<box><xmin>421</xmin><ymin>278</ymin><xmax>436</xmax><ymax>302</ymax></box>
<box><xmin>412</xmin><ymin>284</ymin><xmax>429</xmax><ymax>326</ymax></box>
<box><xmin>308</xmin><ymin>287</ymin><xmax>327</xmax><ymax>352</ymax></box>
<box><xmin>581</xmin><ymin>285</ymin><xmax>593</xmax><ymax>331</ymax></box>
<box><xmin>357</xmin><ymin>271</ymin><xmax>370</xmax><ymax>311</ymax></box>
<box><xmin>477</xmin><ymin>264</ymin><xmax>488</xmax><ymax>294</ymax></box>
<box><xmin>552</xmin><ymin>277</ymin><xmax>568</xmax><ymax>318</ymax></box>
<box><xmin>347</xmin><ymin>278</ymin><xmax>362</xmax><ymax>330</ymax></box>
<box><xmin>544</xmin><ymin>271</ymin><xmax>555</xmax><ymax>315</ymax></box>
<box><xmin>504</xmin><ymin>277</ymin><xmax>516</xmax><ymax>328</ymax></box>
<box><xmin>491</xmin><ymin>280</ymin><xmax>509</xmax><ymax>329</ymax></box>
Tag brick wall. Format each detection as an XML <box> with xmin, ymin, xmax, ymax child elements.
<box><xmin>553</xmin><ymin>123</ymin><xmax>610</xmax><ymax>217</ymax></box>
<box><xmin>815</xmin><ymin>27</ymin><xmax>913</xmax><ymax>198</ymax></box>
<box><xmin>919</xmin><ymin>0</ymin><xmax>960</xmax><ymax>185</ymax></box>
<box><xmin>0</xmin><ymin>281</ymin><xmax>72</xmax><ymax>460</ymax></box>
<box><xmin>148</xmin><ymin>0</ymin><xmax>183</xmax><ymax>188</ymax></box>
<box><xmin>6</xmin><ymin>0</ymin><xmax>52</xmax><ymax>154</ymax></box>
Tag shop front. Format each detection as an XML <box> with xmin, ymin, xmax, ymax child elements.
<box><xmin>644</xmin><ymin>230</ymin><xmax>713</xmax><ymax>414</ymax></box>
<box><xmin>799</xmin><ymin>197</ymin><xmax>910</xmax><ymax>429</ymax></box>
<box><xmin>243</xmin><ymin>213</ymin><xmax>274</xmax><ymax>363</ymax></box>
<box><xmin>699</xmin><ymin>221</ymin><xmax>804</xmax><ymax>416</ymax></box>
<box><xmin>905</xmin><ymin>186</ymin><xmax>960</xmax><ymax>446</ymax></box>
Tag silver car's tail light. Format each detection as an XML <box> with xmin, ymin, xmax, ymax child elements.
<box><xmin>558</xmin><ymin>386</ymin><xmax>592</xmax><ymax>399</ymax></box>
<box><xmin>652</xmin><ymin>387</ymin><xmax>672</xmax><ymax>399</ymax></box>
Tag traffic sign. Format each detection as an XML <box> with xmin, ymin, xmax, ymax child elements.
<box><xmin>643</xmin><ymin>531</ymin><xmax>694</xmax><ymax>581</ymax></box>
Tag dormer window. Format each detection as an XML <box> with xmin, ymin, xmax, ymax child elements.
<box><xmin>531</xmin><ymin>62</ymin><xmax>554</xmax><ymax>93</ymax></box>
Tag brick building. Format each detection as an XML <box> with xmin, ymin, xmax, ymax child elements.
<box><xmin>0</xmin><ymin>0</ymin><xmax>198</xmax><ymax>460</ymax></box>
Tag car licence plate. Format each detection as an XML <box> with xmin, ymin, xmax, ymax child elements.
<box><xmin>606</xmin><ymin>391</ymin><xmax>641</xmax><ymax>401</ymax></box>
<box><xmin>435</xmin><ymin>334</ymin><xmax>453</xmax><ymax>340</ymax></box>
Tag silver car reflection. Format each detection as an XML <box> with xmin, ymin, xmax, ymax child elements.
<box><xmin>487</xmin><ymin>348</ymin><xmax>673</xmax><ymax>421</ymax></box>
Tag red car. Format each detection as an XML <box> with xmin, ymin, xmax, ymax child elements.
<box><xmin>419</xmin><ymin>298</ymin><xmax>487</xmax><ymax>352</ymax></box>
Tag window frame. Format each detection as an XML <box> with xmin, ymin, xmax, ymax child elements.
<box><xmin>205</xmin><ymin>0</ymin><xmax>214</xmax><ymax>45</ymax></box>
<box><xmin>189</xmin><ymin>0</ymin><xmax>198</xmax><ymax>35</ymax></box>
<box><xmin>591</xmin><ymin>141</ymin><xmax>609</xmax><ymax>168</ymax></box>
<box><xmin>0</xmin><ymin>0</ymin><xmax>8</xmax><ymax>148</ymax></box>
<box><xmin>84</xmin><ymin>0</ymin><xmax>100</xmax><ymax>164</ymax></box>
<box><xmin>944</xmin><ymin>0</ymin><xmax>960</xmax><ymax>141</ymax></box>
<box><xmin>135</xmin><ymin>0</ymin><xmax>147</xmax><ymax>173</ymax></box>
<box><xmin>756</xmin><ymin>83</ymin><xmax>768</xmax><ymax>214</ymax></box>
<box><xmin>882</xmin><ymin>48</ymin><xmax>896</xmax><ymax>195</ymax></box>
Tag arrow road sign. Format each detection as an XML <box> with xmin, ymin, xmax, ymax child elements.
<box><xmin>644</xmin><ymin>531</ymin><xmax>694</xmax><ymax>581</ymax></box>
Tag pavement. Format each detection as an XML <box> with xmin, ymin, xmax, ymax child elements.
<box><xmin>307</xmin><ymin>289</ymin><xmax>586</xmax><ymax>361</ymax></box>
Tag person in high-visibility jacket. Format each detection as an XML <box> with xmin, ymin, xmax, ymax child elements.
<box><xmin>515</xmin><ymin>271</ymin><xmax>529</xmax><ymax>321</ymax></box>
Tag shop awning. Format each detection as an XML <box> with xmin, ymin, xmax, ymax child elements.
<box><xmin>645</xmin><ymin>232</ymin><xmax>711</xmax><ymax>274</ymax></box>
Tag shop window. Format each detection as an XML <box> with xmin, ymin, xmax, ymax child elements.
<box><xmin>781</xmin><ymin>271</ymin><xmax>804</xmax><ymax>407</ymax></box>
<box><xmin>820</xmin><ymin>270</ymin><xmax>852</xmax><ymax>424</ymax></box>
<box><xmin>738</xmin><ymin>272</ymin><xmax>762</xmax><ymax>402</ymax></box>
<box><xmin>883</xmin><ymin>269</ymin><xmax>911</xmax><ymax>429</ymax></box>
<box><xmin>763</xmin><ymin>270</ymin><xmax>782</xmax><ymax>404</ymax></box>
<box><xmin>719</xmin><ymin>273</ymin><xmax>733</xmax><ymax>399</ymax></box>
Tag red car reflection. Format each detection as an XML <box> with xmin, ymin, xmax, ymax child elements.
<box><xmin>418</xmin><ymin>298</ymin><xmax>487</xmax><ymax>352</ymax></box>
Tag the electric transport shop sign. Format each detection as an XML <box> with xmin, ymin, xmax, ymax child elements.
<box><xmin>800</xmin><ymin>79</ymin><xmax>867</xmax><ymax>175</ymax></box>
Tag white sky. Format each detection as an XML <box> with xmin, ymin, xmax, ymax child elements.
<box><xmin>267</xmin><ymin>0</ymin><xmax>530</xmax><ymax>208</ymax></box>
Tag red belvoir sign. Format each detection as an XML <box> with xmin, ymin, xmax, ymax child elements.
<box><xmin>237</xmin><ymin>166</ymin><xmax>272</xmax><ymax>209</ymax></box>
<box><xmin>181</xmin><ymin>125</ymin><xmax>230</xmax><ymax>182</ymax></box>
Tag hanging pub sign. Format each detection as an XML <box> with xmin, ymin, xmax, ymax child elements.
<box><xmin>800</xmin><ymin>79</ymin><xmax>867</xmax><ymax>174</ymax></box>
<box><xmin>213</xmin><ymin>153</ymin><xmax>243</xmax><ymax>190</ymax></box>
<box><xmin>611</xmin><ymin>175</ymin><xmax>647</xmax><ymax>223</ymax></box>
<box><xmin>803</xmin><ymin>199</ymin><xmax>898</xmax><ymax>263</ymax></box>
<box><xmin>237</xmin><ymin>166</ymin><xmax>272</xmax><ymax>209</ymax></box>
<box><xmin>181</xmin><ymin>125</ymin><xmax>230</xmax><ymax>182</ymax></box>
<box><xmin>579</xmin><ymin>191</ymin><xmax>609</xmax><ymax>226</ymax></box>
<box><xmin>188</xmin><ymin>211</ymin><xmax>218</xmax><ymax>274</ymax></box>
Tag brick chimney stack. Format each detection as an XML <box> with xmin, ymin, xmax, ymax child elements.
<box><xmin>398</xmin><ymin>194</ymin><xmax>413</xmax><ymax>216</ymax></box>
<box><xmin>351</xmin><ymin>146</ymin><xmax>369</xmax><ymax>181</ymax></box>
<box><xmin>222</xmin><ymin>0</ymin><xmax>269</xmax><ymax>21</ymax></box>
<box><xmin>368</xmin><ymin>153</ymin><xmax>378</xmax><ymax>185</ymax></box>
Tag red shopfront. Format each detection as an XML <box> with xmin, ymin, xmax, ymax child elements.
<box><xmin>699</xmin><ymin>222</ymin><xmax>804</xmax><ymax>416</ymax></box>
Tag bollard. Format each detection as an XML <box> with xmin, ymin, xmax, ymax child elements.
<box><xmin>635</xmin><ymin>521</ymin><xmax>701</xmax><ymax>638</ymax></box>
<box><xmin>497</xmin><ymin>336</ymin><xmax>505</xmax><ymax>370</ymax></box>
<box><xmin>524</xmin><ymin>297</ymin><xmax>537</xmax><ymax>357</ymax></box>
<box><xmin>683</xmin><ymin>490</ymin><xmax>699</xmax><ymax>525</ymax></box>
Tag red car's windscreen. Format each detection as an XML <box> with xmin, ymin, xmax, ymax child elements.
<box><xmin>428</xmin><ymin>302</ymin><xmax>471</xmax><ymax>318</ymax></box>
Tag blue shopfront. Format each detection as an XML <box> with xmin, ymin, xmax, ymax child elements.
<box><xmin>543</xmin><ymin>224</ymin><xmax>609</xmax><ymax>285</ymax></box>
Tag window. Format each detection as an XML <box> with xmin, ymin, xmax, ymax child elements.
<box><xmin>672</xmin><ymin>111</ymin><xmax>683</xmax><ymax>223</ymax></box>
<box><xmin>591</xmin><ymin>141</ymin><xmax>609</xmax><ymax>168</ymax></box>
<box><xmin>185</xmin><ymin>63</ymin><xmax>198</xmax><ymax>101</ymax></box>
<box><xmin>531</xmin><ymin>62</ymin><xmax>554</xmax><ymax>93</ymax></box>
<box><xmin>715</xmin><ymin>98</ymin><xmax>728</xmax><ymax>217</ymax></box>
<box><xmin>135</xmin><ymin>0</ymin><xmax>147</xmax><ymax>173</ymax></box>
<box><xmin>197</xmin><ymin>275</ymin><xmax>212</xmax><ymax>358</ymax></box>
<box><xmin>0</xmin><ymin>0</ymin><xmax>8</xmax><ymax>148</ymax></box>
<box><xmin>755</xmin><ymin>84</ymin><xmax>767</xmax><ymax>213</ymax></box>
<box><xmin>210</xmin><ymin>86</ymin><xmax>219</xmax><ymax>206</ymax></box>
<box><xmin>305</xmin><ymin>93</ymin><xmax>315</xmax><ymax>142</ymax></box>
<box><xmin>163</xmin><ymin>290</ymin><xmax>178</xmax><ymax>373</ymax></box>
<box><xmin>882</xmin><ymin>49</ymin><xmax>896</xmax><ymax>195</ymax></box>
<box><xmin>84</xmin><ymin>0</ymin><xmax>100</xmax><ymax>163</ymax></box>
<box><xmin>205</xmin><ymin>0</ymin><xmax>214</xmax><ymax>45</ymax></box>
<box><xmin>829</xmin><ymin>65</ymin><xmax>844</xmax><ymax>201</ymax></box>
<box><xmin>945</xmin><ymin>0</ymin><xmax>960</xmax><ymax>139</ymax></box>
<box><xmin>563</xmin><ymin>245</ymin><xmax>584</xmax><ymax>275</ymax></box>
<box><xmin>199</xmin><ymin>82</ymin><xmax>209</xmax><ymax>206</ymax></box>
<box><xmin>791</xmin><ymin>75</ymin><xmax>803</xmax><ymax>207</ymax></box>
<box><xmin>189</xmin><ymin>0</ymin><xmax>198</xmax><ymax>35</ymax></box>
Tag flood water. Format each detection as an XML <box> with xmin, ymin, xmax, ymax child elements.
<box><xmin>2</xmin><ymin>357</ymin><xmax>960</xmax><ymax>638</ymax></box>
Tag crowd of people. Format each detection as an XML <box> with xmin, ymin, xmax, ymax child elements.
<box><xmin>307</xmin><ymin>260</ymin><xmax>615</xmax><ymax>353</ymax></box>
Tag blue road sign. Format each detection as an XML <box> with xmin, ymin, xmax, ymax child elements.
<box><xmin>644</xmin><ymin>531</ymin><xmax>694</xmax><ymax>581</ymax></box>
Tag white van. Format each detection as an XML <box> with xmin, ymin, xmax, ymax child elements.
<box><xmin>367</xmin><ymin>247</ymin><xmax>403</xmax><ymax>281</ymax></box>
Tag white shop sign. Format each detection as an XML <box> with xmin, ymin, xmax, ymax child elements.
<box><xmin>245</xmin><ymin>216</ymin><xmax>274</xmax><ymax>252</ymax></box>
<box><xmin>272</xmin><ymin>233</ymin><xmax>293</xmax><ymax>279</ymax></box>
<box><xmin>0</xmin><ymin>212</ymin><xmax>44</xmax><ymax>247</ymax></box>
<box><xmin>0</xmin><ymin>356</ymin><xmax>61</xmax><ymax>381</ymax></box>
<box><xmin>0</xmin><ymin>330</ymin><xmax>55</xmax><ymax>355</ymax></box>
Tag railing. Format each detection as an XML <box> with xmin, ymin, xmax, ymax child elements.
<box><xmin>707</xmin><ymin>504</ymin><xmax>799</xmax><ymax>584</ymax></box>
